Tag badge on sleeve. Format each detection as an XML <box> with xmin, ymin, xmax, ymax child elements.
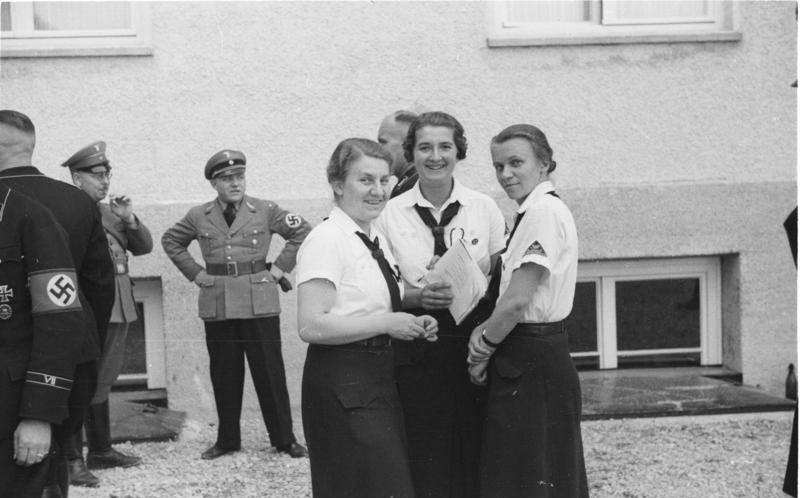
<box><xmin>29</xmin><ymin>270</ymin><xmax>82</xmax><ymax>314</ymax></box>
<box><xmin>285</xmin><ymin>213</ymin><xmax>302</xmax><ymax>228</ymax></box>
<box><xmin>524</xmin><ymin>241</ymin><xmax>547</xmax><ymax>257</ymax></box>
<box><xmin>47</xmin><ymin>274</ymin><xmax>78</xmax><ymax>307</ymax></box>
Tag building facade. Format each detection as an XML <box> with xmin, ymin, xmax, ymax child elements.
<box><xmin>1</xmin><ymin>1</ymin><xmax>796</xmax><ymax>420</ymax></box>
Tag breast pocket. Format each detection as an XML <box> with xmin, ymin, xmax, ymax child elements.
<box><xmin>0</xmin><ymin>244</ymin><xmax>22</xmax><ymax>266</ymax></box>
<box><xmin>250</xmin><ymin>271</ymin><xmax>280</xmax><ymax>316</ymax></box>
<box><xmin>197</xmin><ymin>233</ymin><xmax>215</xmax><ymax>254</ymax></box>
<box><xmin>243</xmin><ymin>228</ymin><xmax>268</xmax><ymax>251</ymax></box>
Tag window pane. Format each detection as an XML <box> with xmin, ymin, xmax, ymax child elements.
<box><xmin>608</xmin><ymin>1</ymin><xmax>708</xmax><ymax>20</ymax></box>
<box><xmin>507</xmin><ymin>1</ymin><xmax>591</xmax><ymax>23</ymax></box>
<box><xmin>33</xmin><ymin>1</ymin><xmax>130</xmax><ymax>31</ymax></box>
<box><xmin>120</xmin><ymin>302</ymin><xmax>147</xmax><ymax>375</ymax></box>
<box><xmin>616</xmin><ymin>278</ymin><xmax>700</xmax><ymax>350</ymax></box>
<box><xmin>1</xmin><ymin>3</ymin><xmax>10</xmax><ymax>31</ymax></box>
<box><xmin>566</xmin><ymin>281</ymin><xmax>598</xmax><ymax>353</ymax></box>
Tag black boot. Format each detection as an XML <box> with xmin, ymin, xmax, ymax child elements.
<box><xmin>85</xmin><ymin>400</ymin><xmax>141</xmax><ymax>469</ymax></box>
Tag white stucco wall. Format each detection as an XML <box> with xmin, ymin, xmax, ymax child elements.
<box><xmin>1</xmin><ymin>1</ymin><xmax>796</xmax><ymax>419</ymax></box>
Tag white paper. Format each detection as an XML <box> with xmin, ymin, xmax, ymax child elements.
<box><xmin>423</xmin><ymin>239</ymin><xmax>488</xmax><ymax>325</ymax></box>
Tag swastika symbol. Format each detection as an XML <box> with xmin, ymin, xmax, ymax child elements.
<box><xmin>47</xmin><ymin>274</ymin><xmax>77</xmax><ymax>307</ymax></box>
<box><xmin>285</xmin><ymin>214</ymin><xmax>302</xmax><ymax>228</ymax></box>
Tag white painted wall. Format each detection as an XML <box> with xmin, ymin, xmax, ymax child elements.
<box><xmin>1</xmin><ymin>1</ymin><xmax>795</xmax><ymax>419</ymax></box>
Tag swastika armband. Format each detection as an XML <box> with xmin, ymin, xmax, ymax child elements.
<box><xmin>285</xmin><ymin>213</ymin><xmax>302</xmax><ymax>228</ymax></box>
<box><xmin>26</xmin><ymin>371</ymin><xmax>73</xmax><ymax>391</ymax></box>
<box><xmin>28</xmin><ymin>269</ymin><xmax>81</xmax><ymax>314</ymax></box>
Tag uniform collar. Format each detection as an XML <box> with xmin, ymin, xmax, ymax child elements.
<box><xmin>0</xmin><ymin>165</ymin><xmax>44</xmax><ymax>178</ymax></box>
<box><xmin>328</xmin><ymin>205</ymin><xmax>373</xmax><ymax>237</ymax></box>
<box><xmin>517</xmin><ymin>180</ymin><xmax>556</xmax><ymax>214</ymax></box>
<box><xmin>401</xmin><ymin>177</ymin><xmax>471</xmax><ymax>209</ymax></box>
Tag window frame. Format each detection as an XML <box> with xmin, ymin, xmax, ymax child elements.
<box><xmin>486</xmin><ymin>0</ymin><xmax>742</xmax><ymax>48</ymax></box>
<box><xmin>574</xmin><ymin>257</ymin><xmax>722</xmax><ymax>369</ymax></box>
<box><xmin>1</xmin><ymin>1</ymin><xmax>152</xmax><ymax>58</ymax></box>
<box><xmin>116</xmin><ymin>278</ymin><xmax>166</xmax><ymax>389</ymax></box>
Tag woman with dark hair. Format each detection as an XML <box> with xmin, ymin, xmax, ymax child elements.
<box><xmin>375</xmin><ymin>112</ymin><xmax>506</xmax><ymax>498</ymax></box>
<box><xmin>296</xmin><ymin>137</ymin><xmax>437</xmax><ymax>498</ymax></box>
<box><xmin>468</xmin><ymin>124</ymin><xmax>589</xmax><ymax>498</ymax></box>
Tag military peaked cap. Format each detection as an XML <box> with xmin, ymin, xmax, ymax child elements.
<box><xmin>62</xmin><ymin>141</ymin><xmax>111</xmax><ymax>172</ymax></box>
<box><xmin>205</xmin><ymin>149</ymin><xmax>246</xmax><ymax>179</ymax></box>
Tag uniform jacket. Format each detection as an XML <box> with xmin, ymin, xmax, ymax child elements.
<box><xmin>100</xmin><ymin>203</ymin><xmax>153</xmax><ymax>323</ymax></box>
<box><xmin>0</xmin><ymin>166</ymin><xmax>115</xmax><ymax>362</ymax></box>
<box><xmin>161</xmin><ymin>195</ymin><xmax>311</xmax><ymax>321</ymax></box>
<box><xmin>0</xmin><ymin>184</ymin><xmax>84</xmax><ymax>425</ymax></box>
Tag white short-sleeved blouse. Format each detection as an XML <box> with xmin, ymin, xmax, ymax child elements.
<box><xmin>296</xmin><ymin>206</ymin><xmax>403</xmax><ymax>317</ymax></box>
<box><xmin>374</xmin><ymin>178</ymin><xmax>506</xmax><ymax>289</ymax></box>
<box><xmin>500</xmin><ymin>181</ymin><xmax>578</xmax><ymax>323</ymax></box>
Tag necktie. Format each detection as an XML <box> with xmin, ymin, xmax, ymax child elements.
<box><xmin>355</xmin><ymin>232</ymin><xmax>402</xmax><ymax>312</ymax></box>
<box><xmin>413</xmin><ymin>201</ymin><xmax>461</xmax><ymax>256</ymax></box>
<box><xmin>223</xmin><ymin>203</ymin><xmax>236</xmax><ymax>226</ymax></box>
<box><xmin>485</xmin><ymin>211</ymin><xmax>525</xmax><ymax>300</ymax></box>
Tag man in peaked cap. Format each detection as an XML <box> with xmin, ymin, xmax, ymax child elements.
<box><xmin>162</xmin><ymin>149</ymin><xmax>310</xmax><ymax>460</ymax></box>
<box><xmin>0</xmin><ymin>110</ymin><xmax>115</xmax><ymax>498</ymax></box>
<box><xmin>62</xmin><ymin>141</ymin><xmax>151</xmax><ymax>487</ymax></box>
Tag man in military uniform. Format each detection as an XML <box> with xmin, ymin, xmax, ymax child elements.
<box><xmin>0</xmin><ymin>110</ymin><xmax>115</xmax><ymax>497</ymax></box>
<box><xmin>378</xmin><ymin>110</ymin><xmax>418</xmax><ymax>198</ymax></box>
<box><xmin>162</xmin><ymin>150</ymin><xmax>310</xmax><ymax>460</ymax></box>
<box><xmin>0</xmin><ymin>182</ymin><xmax>85</xmax><ymax>498</ymax></box>
<box><xmin>61</xmin><ymin>141</ymin><xmax>152</xmax><ymax>487</ymax></box>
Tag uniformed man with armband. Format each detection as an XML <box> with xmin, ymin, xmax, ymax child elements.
<box><xmin>0</xmin><ymin>183</ymin><xmax>85</xmax><ymax>498</ymax></box>
<box><xmin>162</xmin><ymin>149</ymin><xmax>310</xmax><ymax>460</ymax></box>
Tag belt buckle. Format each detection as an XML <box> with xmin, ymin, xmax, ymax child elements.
<box><xmin>226</xmin><ymin>261</ymin><xmax>238</xmax><ymax>277</ymax></box>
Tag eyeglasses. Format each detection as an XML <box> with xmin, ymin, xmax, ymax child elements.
<box><xmin>83</xmin><ymin>171</ymin><xmax>112</xmax><ymax>181</ymax></box>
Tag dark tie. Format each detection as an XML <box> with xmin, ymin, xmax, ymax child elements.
<box><xmin>355</xmin><ymin>232</ymin><xmax>402</xmax><ymax>312</ymax></box>
<box><xmin>223</xmin><ymin>203</ymin><xmax>236</xmax><ymax>226</ymax></box>
<box><xmin>413</xmin><ymin>201</ymin><xmax>461</xmax><ymax>256</ymax></box>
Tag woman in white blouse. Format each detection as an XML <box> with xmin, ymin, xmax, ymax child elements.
<box><xmin>296</xmin><ymin>138</ymin><xmax>437</xmax><ymax>498</ymax></box>
<box><xmin>467</xmin><ymin>124</ymin><xmax>589</xmax><ymax>498</ymax></box>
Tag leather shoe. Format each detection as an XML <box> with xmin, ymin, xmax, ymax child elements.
<box><xmin>67</xmin><ymin>458</ymin><xmax>99</xmax><ymax>488</ymax></box>
<box><xmin>276</xmin><ymin>442</ymin><xmax>308</xmax><ymax>458</ymax></box>
<box><xmin>87</xmin><ymin>447</ymin><xmax>142</xmax><ymax>469</ymax></box>
<box><xmin>40</xmin><ymin>484</ymin><xmax>63</xmax><ymax>498</ymax></box>
<box><xmin>200</xmin><ymin>444</ymin><xmax>239</xmax><ymax>460</ymax></box>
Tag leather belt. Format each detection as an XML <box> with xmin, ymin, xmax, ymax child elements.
<box><xmin>206</xmin><ymin>260</ymin><xmax>268</xmax><ymax>277</ymax></box>
<box><xmin>513</xmin><ymin>321</ymin><xmax>565</xmax><ymax>337</ymax></box>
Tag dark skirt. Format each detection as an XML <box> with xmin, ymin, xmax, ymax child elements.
<box><xmin>394</xmin><ymin>309</ymin><xmax>486</xmax><ymax>498</ymax></box>
<box><xmin>480</xmin><ymin>325</ymin><xmax>589</xmax><ymax>498</ymax></box>
<box><xmin>302</xmin><ymin>341</ymin><xmax>414</xmax><ymax>498</ymax></box>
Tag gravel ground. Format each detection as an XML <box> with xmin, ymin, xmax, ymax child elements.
<box><xmin>71</xmin><ymin>410</ymin><xmax>794</xmax><ymax>498</ymax></box>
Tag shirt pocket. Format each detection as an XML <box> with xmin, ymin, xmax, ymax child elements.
<box><xmin>242</xmin><ymin>228</ymin><xmax>268</xmax><ymax>252</ymax></box>
<box><xmin>197</xmin><ymin>232</ymin><xmax>215</xmax><ymax>255</ymax></box>
<box><xmin>0</xmin><ymin>244</ymin><xmax>22</xmax><ymax>266</ymax></box>
<box><xmin>250</xmin><ymin>271</ymin><xmax>280</xmax><ymax>315</ymax></box>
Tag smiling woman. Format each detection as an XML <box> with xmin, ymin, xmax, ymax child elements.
<box><xmin>296</xmin><ymin>137</ymin><xmax>437</xmax><ymax>498</ymax></box>
<box><xmin>374</xmin><ymin>112</ymin><xmax>507</xmax><ymax>498</ymax></box>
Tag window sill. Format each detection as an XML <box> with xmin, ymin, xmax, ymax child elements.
<box><xmin>1</xmin><ymin>45</ymin><xmax>153</xmax><ymax>58</ymax></box>
<box><xmin>487</xmin><ymin>30</ymin><xmax>742</xmax><ymax>47</ymax></box>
